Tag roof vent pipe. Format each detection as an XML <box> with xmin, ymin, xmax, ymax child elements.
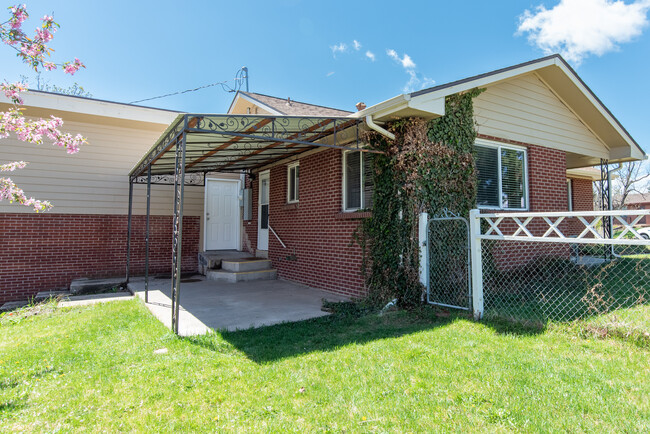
<box><xmin>365</xmin><ymin>115</ymin><xmax>395</xmax><ymax>141</ymax></box>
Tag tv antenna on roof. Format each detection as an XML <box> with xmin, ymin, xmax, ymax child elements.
<box><xmin>236</xmin><ymin>67</ymin><xmax>249</xmax><ymax>92</ymax></box>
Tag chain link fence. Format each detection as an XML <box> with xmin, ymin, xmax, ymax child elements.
<box><xmin>482</xmin><ymin>239</ymin><xmax>649</xmax><ymax>322</ymax></box>
<box><xmin>472</xmin><ymin>210</ymin><xmax>650</xmax><ymax>324</ymax></box>
<box><xmin>426</xmin><ymin>215</ymin><xmax>471</xmax><ymax>311</ymax></box>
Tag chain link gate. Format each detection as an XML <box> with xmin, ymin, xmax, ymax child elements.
<box><xmin>426</xmin><ymin>209</ymin><xmax>472</xmax><ymax>311</ymax></box>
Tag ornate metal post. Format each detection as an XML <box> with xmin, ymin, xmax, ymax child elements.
<box><xmin>600</xmin><ymin>159</ymin><xmax>612</xmax><ymax>260</ymax></box>
<box><xmin>145</xmin><ymin>166</ymin><xmax>151</xmax><ymax>303</ymax></box>
<box><xmin>170</xmin><ymin>118</ymin><xmax>188</xmax><ymax>335</ymax></box>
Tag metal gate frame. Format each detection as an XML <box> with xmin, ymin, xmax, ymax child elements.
<box><xmin>425</xmin><ymin>209</ymin><xmax>472</xmax><ymax>311</ymax></box>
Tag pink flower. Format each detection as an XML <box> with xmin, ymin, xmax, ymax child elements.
<box><xmin>35</xmin><ymin>28</ymin><xmax>53</xmax><ymax>43</ymax></box>
<box><xmin>63</xmin><ymin>58</ymin><xmax>84</xmax><ymax>75</ymax></box>
<box><xmin>9</xmin><ymin>4</ymin><xmax>28</xmax><ymax>29</ymax></box>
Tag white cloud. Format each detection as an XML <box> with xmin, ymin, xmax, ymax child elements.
<box><xmin>365</xmin><ymin>50</ymin><xmax>376</xmax><ymax>61</ymax></box>
<box><xmin>326</xmin><ymin>71</ymin><xmax>335</xmax><ymax>77</ymax></box>
<box><xmin>353</xmin><ymin>40</ymin><xmax>362</xmax><ymax>50</ymax></box>
<box><xmin>330</xmin><ymin>42</ymin><xmax>347</xmax><ymax>57</ymax></box>
<box><xmin>518</xmin><ymin>0</ymin><xmax>650</xmax><ymax>64</ymax></box>
<box><xmin>386</xmin><ymin>49</ymin><xmax>416</xmax><ymax>69</ymax></box>
<box><xmin>385</xmin><ymin>49</ymin><xmax>433</xmax><ymax>92</ymax></box>
<box><xmin>402</xmin><ymin>70</ymin><xmax>436</xmax><ymax>93</ymax></box>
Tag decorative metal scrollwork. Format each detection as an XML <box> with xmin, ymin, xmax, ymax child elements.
<box><xmin>132</xmin><ymin>172</ymin><xmax>205</xmax><ymax>186</ymax></box>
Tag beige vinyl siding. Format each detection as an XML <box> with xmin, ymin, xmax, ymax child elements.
<box><xmin>474</xmin><ymin>73</ymin><xmax>608</xmax><ymax>159</ymax></box>
<box><xmin>0</xmin><ymin>118</ymin><xmax>203</xmax><ymax>216</ymax></box>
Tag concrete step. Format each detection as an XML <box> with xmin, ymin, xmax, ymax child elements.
<box><xmin>221</xmin><ymin>259</ymin><xmax>273</xmax><ymax>272</ymax></box>
<box><xmin>206</xmin><ymin>268</ymin><xmax>277</xmax><ymax>283</ymax></box>
<box><xmin>197</xmin><ymin>251</ymin><xmax>257</xmax><ymax>274</ymax></box>
<box><xmin>69</xmin><ymin>277</ymin><xmax>126</xmax><ymax>295</ymax></box>
<box><xmin>34</xmin><ymin>290</ymin><xmax>71</xmax><ymax>301</ymax></box>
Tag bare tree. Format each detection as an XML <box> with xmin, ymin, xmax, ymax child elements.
<box><xmin>613</xmin><ymin>161</ymin><xmax>650</xmax><ymax>208</ymax></box>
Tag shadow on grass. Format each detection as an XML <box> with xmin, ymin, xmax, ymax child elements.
<box><xmin>0</xmin><ymin>398</ymin><xmax>26</xmax><ymax>415</ymax></box>
<box><xmin>185</xmin><ymin>304</ymin><xmax>545</xmax><ymax>363</ymax></box>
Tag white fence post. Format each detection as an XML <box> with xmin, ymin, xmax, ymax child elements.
<box><xmin>418</xmin><ymin>212</ymin><xmax>429</xmax><ymax>288</ymax></box>
<box><xmin>469</xmin><ymin>209</ymin><xmax>484</xmax><ymax>320</ymax></box>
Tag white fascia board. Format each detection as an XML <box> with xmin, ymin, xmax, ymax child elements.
<box><xmin>351</xmin><ymin>94</ymin><xmax>410</xmax><ymax>119</ymax></box>
<box><xmin>2</xmin><ymin>91</ymin><xmax>181</xmax><ymax>125</ymax></box>
<box><xmin>407</xmin><ymin>93</ymin><xmax>445</xmax><ymax>116</ymax></box>
<box><xmin>351</xmin><ymin>93</ymin><xmax>445</xmax><ymax>121</ymax></box>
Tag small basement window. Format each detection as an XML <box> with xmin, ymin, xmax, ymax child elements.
<box><xmin>343</xmin><ymin>151</ymin><xmax>374</xmax><ymax>211</ymax></box>
<box><xmin>475</xmin><ymin>141</ymin><xmax>528</xmax><ymax>210</ymax></box>
<box><xmin>287</xmin><ymin>162</ymin><xmax>299</xmax><ymax>203</ymax></box>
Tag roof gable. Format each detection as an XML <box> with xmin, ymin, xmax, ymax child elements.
<box><xmin>356</xmin><ymin>54</ymin><xmax>645</xmax><ymax>165</ymax></box>
<box><xmin>474</xmin><ymin>72</ymin><xmax>609</xmax><ymax>167</ymax></box>
<box><xmin>228</xmin><ymin>91</ymin><xmax>351</xmax><ymax>117</ymax></box>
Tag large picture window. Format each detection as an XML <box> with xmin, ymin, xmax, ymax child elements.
<box><xmin>475</xmin><ymin>141</ymin><xmax>528</xmax><ymax>210</ymax></box>
<box><xmin>343</xmin><ymin>151</ymin><xmax>374</xmax><ymax>211</ymax></box>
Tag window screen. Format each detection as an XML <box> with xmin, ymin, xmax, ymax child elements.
<box><xmin>345</xmin><ymin>152</ymin><xmax>361</xmax><ymax>210</ymax></box>
<box><xmin>501</xmin><ymin>148</ymin><xmax>526</xmax><ymax>209</ymax></box>
<box><xmin>475</xmin><ymin>143</ymin><xmax>527</xmax><ymax>210</ymax></box>
<box><xmin>476</xmin><ymin>146</ymin><xmax>499</xmax><ymax>207</ymax></box>
<box><xmin>287</xmin><ymin>164</ymin><xmax>299</xmax><ymax>202</ymax></box>
<box><xmin>363</xmin><ymin>153</ymin><xmax>374</xmax><ymax>209</ymax></box>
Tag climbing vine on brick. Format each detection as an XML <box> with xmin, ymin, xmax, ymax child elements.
<box><xmin>358</xmin><ymin>89</ymin><xmax>483</xmax><ymax>307</ymax></box>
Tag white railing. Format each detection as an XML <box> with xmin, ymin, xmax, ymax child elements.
<box><xmin>477</xmin><ymin>210</ymin><xmax>650</xmax><ymax>245</ymax></box>
<box><xmin>268</xmin><ymin>224</ymin><xmax>287</xmax><ymax>249</ymax></box>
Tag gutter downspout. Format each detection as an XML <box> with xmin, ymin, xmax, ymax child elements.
<box><xmin>365</xmin><ymin>115</ymin><xmax>395</xmax><ymax>140</ymax></box>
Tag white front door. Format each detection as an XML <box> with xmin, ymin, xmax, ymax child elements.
<box><xmin>257</xmin><ymin>171</ymin><xmax>270</xmax><ymax>251</ymax></box>
<box><xmin>205</xmin><ymin>180</ymin><xmax>240</xmax><ymax>250</ymax></box>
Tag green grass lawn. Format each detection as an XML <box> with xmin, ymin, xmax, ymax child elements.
<box><xmin>1</xmin><ymin>300</ymin><xmax>649</xmax><ymax>432</ymax></box>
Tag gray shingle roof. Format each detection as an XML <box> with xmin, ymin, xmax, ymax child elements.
<box><xmin>625</xmin><ymin>193</ymin><xmax>650</xmax><ymax>205</ymax></box>
<box><xmin>240</xmin><ymin>92</ymin><xmax>352</xmax><ymax>117</ymax></box>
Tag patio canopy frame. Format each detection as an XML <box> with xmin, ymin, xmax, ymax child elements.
<box><xmin>125</xmin><ymin>113</ymin><xmax>379</xmax><ymax>334</ymax></box>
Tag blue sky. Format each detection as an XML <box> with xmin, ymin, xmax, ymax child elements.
<box><xmin>2</xmin><ymin>0</ymin><xmax>649</xmax><ymax>151</ymax></box>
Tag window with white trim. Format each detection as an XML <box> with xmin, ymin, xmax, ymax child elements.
<box><xmin>475</xmin><ymin>141</ymin><xmax>528</xmax><ymax>210</ymax></box>
<box><xmin>287</xmin><ymin>162</ymin><xmax>299</xmax><ymax>203</ymax></box>
<box><xmin>343</xmin><ymin>151</ymin><xmax>374</xmax><ymax>211</ymax></box>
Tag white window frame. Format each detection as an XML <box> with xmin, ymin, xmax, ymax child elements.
<box><xmin>475</xmin><ymin>139</ymin><xmax>529</xmax><ymax>211</ymax></box>
<box><xmin>287</xmin><ymin>161</ymin><xmax>299</xmax><ymax>204</ymax></box>
<box><xmin>342</xmin><ymin>150</ymin><xmax>371</xmax><ymax>212</ymax></box>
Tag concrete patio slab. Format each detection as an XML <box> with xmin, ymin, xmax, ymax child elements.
<box><xmin>127</xmin><ymin>276</ymin><xmax>348</xmax><ymax>335</ymax></box>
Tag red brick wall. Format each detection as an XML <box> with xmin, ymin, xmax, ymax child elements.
<box><xmin>570</xmin><ymin>178</ymin><xmax>594</xmax><ymax>211</ymax></box>
<box><xmin>527</xmin><ymin>145</ymin><xmax>568</xmax><ymax>212</ymax></box>
<box><xmin>0</xmin><ymin>214</ymin><xmax>199</xmax><ymax>304</ymax></box>
<box><xmin>241</xmin><ymin>140</ymin><xmax>585</xmax><ymax>296</ymax></box>
<box><xmin>243</xmin><ymin>149</ymin><xmax>367</xmax><ymax>299</ymax></box>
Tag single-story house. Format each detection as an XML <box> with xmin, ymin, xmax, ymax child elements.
<box><xmin>625</xmin><ymin>193</ymin><xmax>650</xmax><ymax>226</ymax></box>
<box><xmin>1</xmin><ymin>54</ymin><xmax>645</xmax><ymax>303</ymax></box>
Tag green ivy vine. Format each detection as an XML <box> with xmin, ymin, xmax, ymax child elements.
<box><xmin>358</xmin><ymin>89</ymin><xmax>484</xmax><ymax>307</ymax></box>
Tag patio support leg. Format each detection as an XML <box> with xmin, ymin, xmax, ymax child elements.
<box><xmin>600</xmin><ymin>159</ymin><xmax>612</xmax><ymax>260</ymax></box>
<box><xmin>145</xmin><ymin>166</ymin><xmax>151</xmax><ymax>303</ymax></box>
<box><xmin>126</xmin><ymin>178</ymin><xmax>134</xmax><ymax>284</ymax></box>
<box><xmin>170</xmin><ymin>131</ymin><xmax>187</xmax><ymax>335</ymax></box>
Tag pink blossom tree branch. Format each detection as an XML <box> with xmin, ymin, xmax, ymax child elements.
<box><xmin>1</xmin><ymin>4</ymin><xmax>87</xmax><ymax>212</ymax></box>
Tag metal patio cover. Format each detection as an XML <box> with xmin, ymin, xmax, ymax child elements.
<box><xmin>129</xmin><ymin>113</ymin><xmax>371</xmax><ymax>179</ymax></box>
